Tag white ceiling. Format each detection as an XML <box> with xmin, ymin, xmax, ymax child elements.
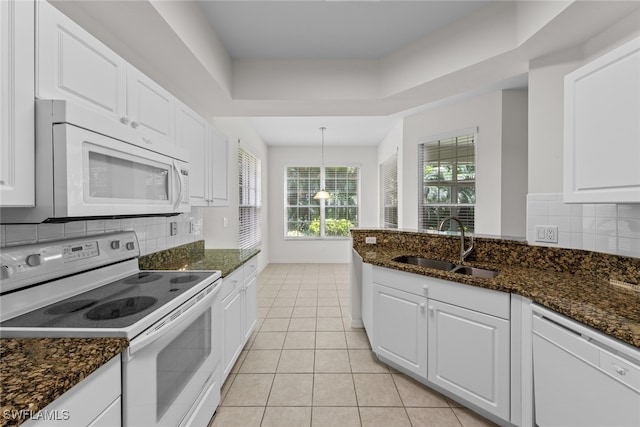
<box><xmin>199</xmin><ymin>0</ymin><xmax>494</xmax><ymax>146</ymax></box>
<box><xmin>199</xmin><ymin>1</ymin><xmax>490</xmax><ymax>60</ymax></box>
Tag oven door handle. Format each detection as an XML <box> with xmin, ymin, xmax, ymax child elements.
<box><xmin>126</xmin><ymin>283</ymin><xmax>219</xmax><ymax>361</ymax></box>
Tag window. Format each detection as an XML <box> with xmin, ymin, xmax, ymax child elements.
<box><xmin>285</xmin><ymin>166</ymin><xmax>359</xmax><ymax>238</ymax></box>
<box><xmin>380</xmin><ymin>153</ymin><xmax>398</xmax><ymax>228</ymax></box>
<box><xmin>238</xmin><ymin>145</ymin><xmax>261</xmax><ymax>249</ymax></box>
<box><xmin>418</xmin><ymin>131</ymin><xmax>476</xmax><ymax>233</ymax></box>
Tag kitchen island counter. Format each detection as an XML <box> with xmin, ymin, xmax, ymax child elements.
<box><xmin>352</xmin><ymin>229</ymin><xmax>640</xmax><ymax>348</ymax></box>
<box><xmin>0</xmin><ymin>337</ymin><xmax>128</xmax><ymax>427</ymax></box>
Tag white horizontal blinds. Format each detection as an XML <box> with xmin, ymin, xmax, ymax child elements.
<box><xmin>285</xmin><ymin>167</ymin><xmax>321</xmax><ymax>237</ymax></box>
<box><xmin>381</xmin><ymin>154</ymin><xmax>398</xmax><ymax>228</ymax></box>
<box><xmin>238</xmin><ymin>145</ymin><xmax>261</xmax><ymax>249</ymax></box>
<box><xmin>419</xmin><ymin>133</ymin><xmax>476</xmax><ymax>232</ymax></box>
<box><xmin>324</xmin><ymin>166</ymin><xmax>359</xmax><ymax>237</ymax></box>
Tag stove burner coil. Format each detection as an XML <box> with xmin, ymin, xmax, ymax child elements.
<box><xmin>45</xmin><ymin>299</ymin><xmax>99</xmax><ymax>315</ymax></box>
<box><xmin>169</xmin><ymin>275</ymin><xmax>200</xmax><ymax>284</ymax></box>
<box><xmin>85</xmin><ymin>296</ymin><xmax>157</xmax><ymax>320</ymax></box>
<box><xmin>123</xmin><ymin>273</ymin><xmax>162</xmax><ymax>284</ymax></box>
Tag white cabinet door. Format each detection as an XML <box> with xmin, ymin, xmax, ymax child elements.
<box><xmin>373</xmin><ymin>283</ymin><xmax>427</xmax><ymax>379</ymax></box>
<box><xmin>36</xmin><ymin>0</ymin><xmax>127</xmax><ymax>121</ymax></box>
<box><xmin>564</xmin><ymin>35</ymin><xmax>640</xmax><ymax>203</ymax></box>
<box><xmin>176</xmin><ymin>100</ymin><xmax>209</xmax><ymax>206</ymax></box>
<box><xmin>209</xmin><ymin>127</ymin><xmax>229</xmax><ymax>206</ymax></box>
<box><xmin>222</xmin><ymin>286</ymin><xmax>244</xmax><ymax>378</ymax></box>
<box><xmin>243</xmin><ymin>275</ymin><xmax>257</xmax><ymax>342</ymax></box>
<box><xmin>126</xmin><ymin>65</ymin><xmax>175</xmax><ymax>148</ymax></box>
<box><xmin>0</xmin><ymin>0</ymin><xmax>35</xmax><ymax>207</ymax></box>
<box><xmin>428</xmin><ymin>299</ymin><xmax>510</xmax><ymax>421</ymax></box>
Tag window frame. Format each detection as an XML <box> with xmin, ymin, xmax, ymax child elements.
<box><xmin>284</xmin><ymin>163</ymin><xmax>361</xmax><ymax>240</ymax></box>
<box><xmin>238</xmin><ymin>144</ymin><xmax>262</xmax><ymax>249</ymax></box>
<box><xmin>380</xmin><ymin>152</ymin><xmax>398</xmax><ymax>229</ymax></box>
<box><xmin>417</xmin><ymin>128</ymin><xmax>477</xmax><ymax>233</ymax></box>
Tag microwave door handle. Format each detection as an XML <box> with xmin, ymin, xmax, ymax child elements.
<box><xmin>173</xmin><ymin>160</ymin><xmax>183</xmax><ymax>211</ymax></box>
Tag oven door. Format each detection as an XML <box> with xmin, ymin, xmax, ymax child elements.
<box><xmin>54</xmin><ymin>123</ymin><xmax>189</xmax><ymax>218</ymax></box>
<box><xmin>123</xmin><ymin>282</ymin><xmax>220</xmax><ymax>427</ymax></box>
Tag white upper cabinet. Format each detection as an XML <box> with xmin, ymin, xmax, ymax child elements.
<box><xmin>126</xmin><ymin>65</ymin><xmax>175</xmax><ymax>147</ymax></box>
<box><xmin>176</xmin><ymin>100</ymin><xmax>209</xmax><ymax>206</ymax></box>
<box><xmin>0</xmin><ymin>0</ymin><xmax>35</xmax><ymax>207</ymax></box>
<box><xmin>564</xmin><ymin>36</ymin><xmax>640</xmax><ymax>203</ymax></box>
<box><xmin>36</xmin><ymin>0</ymin><xmax>127</xmax><ymax>121</ymax></box>
<box><xmin>209</xmin><ymin>126</ymin><xmax>229</xmax><ymax>206</ymax></box>
<box><xmin>36</xmin><ymin>1</ymin><xmax>175</xmax><ymax>149</ymax></box>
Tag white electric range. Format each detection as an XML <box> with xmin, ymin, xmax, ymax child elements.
<box><xmin>0</xmin><ymin>231</ymin><xmax>222</xmax><ymax>427</ymax></box>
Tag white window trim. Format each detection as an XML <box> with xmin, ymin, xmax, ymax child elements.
<box><xmin>417</xmin><ymin>127</ymin><xmax>478</xmax><ymax>232</ymax></box>
<box><xmin>283</xmin><ymin>162</ymin><xmax>361</xmax><ymax>240</ymax></box>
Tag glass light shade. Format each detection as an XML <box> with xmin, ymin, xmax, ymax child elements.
<box><xmin>313</xmin><ymin>190</ymin><xmax>332</xmax><ymax>200</ymax></box>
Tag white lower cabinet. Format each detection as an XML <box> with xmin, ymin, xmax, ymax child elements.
<box><xmin>221</xmin><ymin>257</ymin><xmax>258</xmax><ymax>380</ymax></box>
<box><xmin>373</xmin><ymin>283</ymin><xmax>427</xmax><ymax>378</ymax></box>
<box><xmin>428</xmin><ymin>299</ymin><xmax>510</xmax><ymax>421</ymax></box>
<box><xmin>368</xmin><ymin>265</ymin><xmax>510</xmax><ymax>425</ymax></box>
<box><xmin>222</xmin><ymin>282</ymin><xmax>243</xmax><ymax>377</ymax></box>
<box><xmin>23</xmin><ymin>356</ymin><xmax>121</xmax><ymax>427</ymax></box>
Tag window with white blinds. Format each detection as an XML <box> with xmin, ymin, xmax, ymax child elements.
<box><xmin>238</xmin><ymin>145</ymin><xmax>261</xmax><ymax>249</ymax></box>
<box><xmin>380</xmin><ymin>153</ymin><xmax>398</xmax><ymax>228</ymax></box>
<box><xmin>285</xmin><ymin>166</ymin><xmax>359</xmax><ymax>238</ymax></box>
<box><xmin>418</xmin><ymin>131</ymin><xmax>476</xmax><ymax>233</ymax></box>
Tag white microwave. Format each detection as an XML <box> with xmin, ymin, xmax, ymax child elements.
<box><xmin>1</xmin><ymin>100</ymin><xmax>190</xmax><ymax>223</ymax></box>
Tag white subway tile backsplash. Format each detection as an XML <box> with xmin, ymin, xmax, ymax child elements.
<box><xmin>527</xmin><ymin>193</ymin><xmax>640</xmax><ymax>258</ymax></box>
<box><xmin>64</xmin><ymin>221</ymin><xmax>86</xmax><ymax>238</ymax></box>
<box><xmin>86</xmin><ymin>220</ymin><xmax>105</xmax><ymax>235</ymax></box>
<box><xmin>1</xmin><ymin>207</ymin><xmax>203</xmax><ymax>256</ymax></box>
<box><xmin>37</xmin><ymin>223</ymin><xmax>65</xmax><ymax>241</ymax></box>
<box><xmin>595</xmin><ymin>204</ymin><xmax>617</xmax><ymax>218</ymax></box>
<box><xmin>5</xmin><ymin>225</ymin><xmax>38</xmax><ymax>245</ymax></box>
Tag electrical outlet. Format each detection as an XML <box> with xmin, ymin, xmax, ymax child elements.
<box><xmin>170</xmin><ymin>222</ymin><xmax>178</xmax><ymax>236</ymax></box>
<box><xmin>365</xmin><ymin>236</ymin><xmax>377</xmax><ymax>244</ymax></box>
<box><xmin>535</xmin><ymin>226</ymin><xmax>558</xmax><ymax>243</ymax></box>
<box><xmin>223</xmin><ymin>217</ymin><xmax>228</xmax><ymax>228</ymax></box>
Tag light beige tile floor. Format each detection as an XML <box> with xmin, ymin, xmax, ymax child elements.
<box><xmin>210</xmin><ymin>263</ymin><xmax>498</xmax><ymax>427</ymax></box>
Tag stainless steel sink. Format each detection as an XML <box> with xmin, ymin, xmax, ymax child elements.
<box><xmin>392</xmin><ymin>256</ymin><xmax>456</xmax><ymax>272</ymax></box>
<box><xmin>451</xmin><ymin>265</ymin><xmax>500</xmax><ymax>279</ymax></box>
<box><xmin>393</xmin><ymin>255</ymin><xmax>499</xmax><ymax>279</ymax></box>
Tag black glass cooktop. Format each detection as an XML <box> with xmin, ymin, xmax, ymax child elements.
<box><xmin>1</xmin><ymin>271</ymin><xmax>214</xmax><ymax>329</ymax></box>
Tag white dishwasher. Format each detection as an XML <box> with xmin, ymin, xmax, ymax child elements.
<box><xmin>532</xmin><ymin>304</ymin><xmax>640</xmax><ymax>427</ymax></box>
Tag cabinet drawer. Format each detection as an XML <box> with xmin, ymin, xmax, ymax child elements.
<box><xmin>221</xmin><ymin>269</ymin><xmax>243</xmax><ymax>300</ymax></box>
<box><xmin>372</xmin><ymin>266</ymin><xmax>429</xmax><ymax>298</ymax></box>
<box><xmin>243</xmin><ymin>257</ymin><xmax>258</xmax><ymax>279</ymax></box>
<box><xmin>427</xmin><ymin>276</ymin><xmax>510</xmax><ymax>320</ymax></box>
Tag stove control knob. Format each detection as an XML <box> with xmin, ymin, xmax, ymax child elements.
<box><xmin>126</xmin><ymin>242</ymin><xmax>136</xmax><ymax>251</ymax></box>
<box><xmin>111</xmin><ymin>240</ymin><xmax>120</xmax><ymax>250</ymax></box>
<box><xmin>26</xmin><ymin>254</ymin><xmax>42</xmax><ymax>267</ymax></box>
<box><xmin>0</xmin><ymin>266</ymin><xmax>10</xmax><ymax>280</ymax></box>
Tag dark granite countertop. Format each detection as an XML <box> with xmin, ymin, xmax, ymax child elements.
<box><xmin>352</xmin><ymin>229</ymin><xmax>640</xmax><ymax>349</ymax></box>
<box><xmin>139</xmin><ymin>241</ymin><xmax>260</xmax><ymax>277</ymax></box>
<box><xmin>0</xmin><ymin>337</ymin><xmax>128</xmax><ymax>427</ymax></box>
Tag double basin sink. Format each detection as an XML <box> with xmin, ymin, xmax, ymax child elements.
<box><xmin>393</xmin><ymin>255</ymin><xmax>499</xmax><ymax>279</ymax></box>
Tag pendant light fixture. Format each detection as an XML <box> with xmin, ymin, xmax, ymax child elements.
<box><xmin>313</xmin><ymin>127</ymin><xmax>332</xmax><ymax>200</ymax></box>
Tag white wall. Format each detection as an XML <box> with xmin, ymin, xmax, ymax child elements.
<box><xmin>202</xmin><ymin>118</ymin><xmax>270</xmax><ymax>272</ymax></box>
<box><xmin>268</xmin><ymin>145</ymin><xmax>378</xmax><ymax>263</ymax></box>
<box><xmin>402</xmin><ymin>90</ymin><xmax>528</xmax><ymax>238</ymax></box>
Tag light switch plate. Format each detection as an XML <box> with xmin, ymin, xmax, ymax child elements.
<box><xmin>365</xmin><ymin>236</ymin><xmax>377</xmax><ymax>244</ymax></box>
<box><xmin>535</xmin><ymin>226</ymin><xmax>558</xmax><ymax>243</ymax></box>
<box><xmin>170</xmin><ymin>222</ymin><xmax>178</xmax><ymax>236</ymax></box>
